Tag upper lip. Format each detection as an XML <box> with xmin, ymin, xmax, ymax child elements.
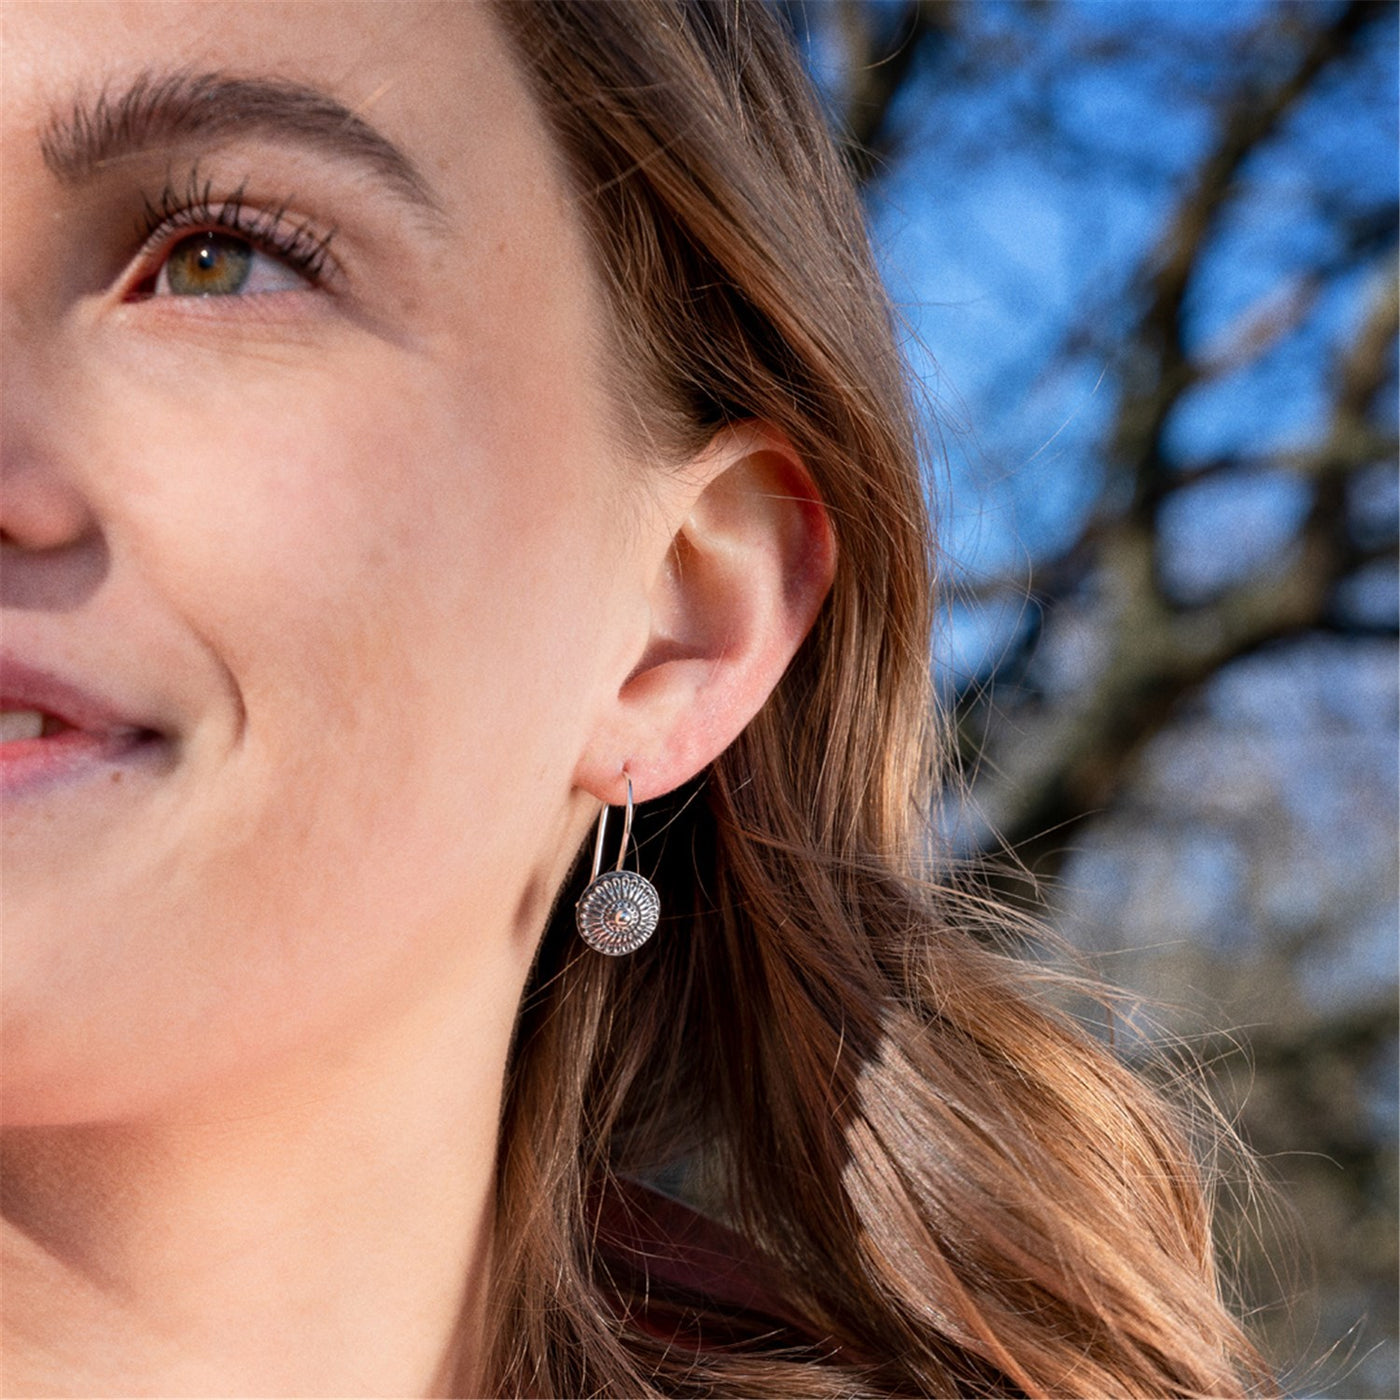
<box><xmin>0</xmin><ymin>654</ymin><xmax>158</xmax><ymax>737</ymax></box>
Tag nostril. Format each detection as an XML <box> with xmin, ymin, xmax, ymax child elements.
<box><xmin>0</xmin><ymin>529</ymin><xmax>110</xmax><ymax>612</ymax></box>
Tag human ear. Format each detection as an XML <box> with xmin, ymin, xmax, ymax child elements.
<box><xmin>577</xmin><ymin>423</ymin><xmax>836</xmax><ymax>805</ymax></box>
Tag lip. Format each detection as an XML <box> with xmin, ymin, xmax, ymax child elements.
<box><xmin>0</xmin><ymin>655</ymin><xmax>168</xmax><ymax>799</ymax></box>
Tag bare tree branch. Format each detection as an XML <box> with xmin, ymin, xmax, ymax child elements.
<box><xmin>1117</xmin><ymin>0</ymin><xmax>1381</xmax><ymax>528</ymax></box>
<box><xmin>972</xmin><ymin>267</ymin><xmax>1398</xmax><ymax>874</ymax></box>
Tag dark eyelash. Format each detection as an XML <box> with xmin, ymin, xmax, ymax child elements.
<box><xmin>136</xmin><ymin>165</ymin><xmax>337</xmax><ymax>284</ymax></box>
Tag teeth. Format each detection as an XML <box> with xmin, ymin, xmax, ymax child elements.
<box><xmin>1</xmin><ymin>710</ymin><xmax>47</xmax><ymax>743</ymax></box>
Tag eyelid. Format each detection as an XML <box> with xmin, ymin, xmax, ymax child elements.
<box><xmin>126</xmin><ymin>172</ymin><xmax>341</xmax><ymax>298</ymax></box>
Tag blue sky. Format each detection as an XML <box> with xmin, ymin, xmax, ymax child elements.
<box><xmin>803</xmin><ymin>1</ymin><xmax>1399</xmax><ymax>680</ymax></box>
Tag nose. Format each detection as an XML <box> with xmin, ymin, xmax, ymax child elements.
<box><xmin>1</xmin><ymin>300</ymin><xmax>109</xmax><ymax>608</ymax></box>
<box><xmin>1</xmin><ymin>16</ymin><xmax>110</xmax><ymax>610</ymax></box>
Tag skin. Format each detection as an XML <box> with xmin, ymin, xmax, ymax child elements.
<box><xmin>0</xmin><ymin>2</ymin><xmax>834</xmax><ymax>1395</ymax></box>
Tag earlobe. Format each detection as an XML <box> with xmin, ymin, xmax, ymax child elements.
<box><xmin>577</xmin><ymin>424</ymin><xmax>835</xmax><ymax>805</ymax></box>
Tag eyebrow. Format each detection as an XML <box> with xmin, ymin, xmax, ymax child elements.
<box><xmin>40</xmin><ymin>69</ymin><xmax>444</xmax><ymax>216</ymax></box>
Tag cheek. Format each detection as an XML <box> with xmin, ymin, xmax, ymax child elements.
<box><xmin>159</xmin><ymin>340</ymin><xmax>615</xmax><ymax>892</ymax></box>
<box><xmin>2</xmin><ymin>332</ymin><xmax>625</xmax><ymax>1122</ymax></box>
<box><xmin>163</xmin><ymin>326</ymin><xmax>604</xmax><ymax>692</ymax></box>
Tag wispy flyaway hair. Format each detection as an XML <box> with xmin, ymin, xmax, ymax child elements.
<box><xmin>483</xmin><ymin>3</ymin><xmax>1273</xmax><ymax>1394</ymax></box>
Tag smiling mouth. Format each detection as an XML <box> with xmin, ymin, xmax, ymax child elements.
<box><xmin>0</xmin><ymin>710</ymin><xmax>168</xmax><ymax>796</ymax></box>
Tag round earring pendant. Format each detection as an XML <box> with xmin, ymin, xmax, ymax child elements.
<box><xmin>575</xmin><ymin>869</ymin><xmax>660</xmax><ymax>956</ymax></box>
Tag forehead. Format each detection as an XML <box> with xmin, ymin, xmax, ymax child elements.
<box><xmin>5</xmin><ymin>0</ymin><xmax>562</xmax><ymax>231</ymax></box>
<box><xmin>11</xmin><ymin>1</ymin><xmax>501</xmax><ymax>114</ymax></box>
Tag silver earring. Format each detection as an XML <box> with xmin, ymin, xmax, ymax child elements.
<box><xmin>575</xmin><ymin>775</ymin><xmax>660</xmax><ymax>956</ymax></box>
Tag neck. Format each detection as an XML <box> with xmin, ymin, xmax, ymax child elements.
<box><xmin>1</xmin><ymin>985</ymin><xmax>511</xmax><ymax>1398</ymax></box>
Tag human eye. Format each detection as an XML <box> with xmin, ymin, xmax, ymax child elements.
<box><xmin>150</xmin><ymin>229</ymin><xmax>307</xmax><ymax>297</ymax></box>
<box><xmin>125</xmin><ymin>170</ymin><xmax>337</xmax><ymax>302</ymax></box>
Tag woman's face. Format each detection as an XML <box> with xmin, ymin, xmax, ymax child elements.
<box><xmin>2</xmin><ymin>1</ymin><xmax>658</xmax><ymax>1122</ymax></box>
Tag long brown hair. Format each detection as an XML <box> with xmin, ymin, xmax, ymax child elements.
<box><xmin>482</xmin><ymin>2</ymin><xmax>1272</xmax><ymax>1394</ymax></box>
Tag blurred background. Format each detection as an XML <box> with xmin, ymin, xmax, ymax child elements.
<box><xmin>783</xmin><ymin>1</ymin><xmax>1398</xmax><ymax>1393</ymax></box>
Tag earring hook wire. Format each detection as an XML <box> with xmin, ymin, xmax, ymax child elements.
<box><xmin>589</xmin><ymin>774</ymin><xmax>635</xmax><ymax>881</ymax></box>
